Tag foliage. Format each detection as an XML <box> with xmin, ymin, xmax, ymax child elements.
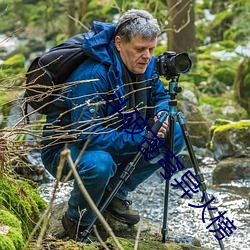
<box><xmin>1</xmin><ymin>54</ymin><xmax>25</xmax><ymax>68</ymax></box>
<box><xmin>0</xmin><ymin>54</ymin><xmax>26</xmax><ymax>88</ymax></box>
<box><xmin>197</xmin><ymin>0</ymin><xmax>250</xmax><ymax>46</ymax></box>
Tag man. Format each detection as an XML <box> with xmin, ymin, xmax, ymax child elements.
<box><xmin>41</xmin><ymin>9</ymin><xmax>186</xmax><ymax>241</ymax></box>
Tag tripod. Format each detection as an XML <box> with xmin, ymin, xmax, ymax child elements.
<box><xmin>161</xmin><ymin>76</ymin><xmax>225</xmax><ymax>250</ymax></box>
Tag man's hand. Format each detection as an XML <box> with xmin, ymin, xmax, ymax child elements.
<box><xmin>154</xmin><ymin>111</ymin><xmax>169</xmax><ymax>138</ymax></box>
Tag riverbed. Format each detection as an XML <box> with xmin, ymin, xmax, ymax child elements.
<box><xmin>38</xmin><ymin>156</ymin><xmax>250</xmax><ymax>250</ymax></box>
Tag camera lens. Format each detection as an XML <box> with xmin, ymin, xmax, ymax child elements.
<box><xmin>174</xmin><ymin>53</ymin><xmax>192</xmax><ymax>73</ymax></box>
<box><xmin>156</xmin><ymin>51</ymin><xmax>192</xmax><ymax>79</ymax></box>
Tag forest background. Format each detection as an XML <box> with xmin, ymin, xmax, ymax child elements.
<box><xmin>0</xmin><ymin>0</ymin><xmax>250</xmax><ymax>124</ymax></box>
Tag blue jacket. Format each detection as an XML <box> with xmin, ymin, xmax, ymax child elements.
<box><xmin>44</xmin><ymin>21</ymin><xmax>170</xmax><ymax>156</ymax></box>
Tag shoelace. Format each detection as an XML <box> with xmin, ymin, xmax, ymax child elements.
<box><xmin>123</xmin><ymin>199</ymin><xmax>132</xmax><ymax>209</ymax></box>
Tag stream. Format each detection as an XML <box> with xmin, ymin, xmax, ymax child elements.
<box><xmin>38</xmin><ymin>155</ymin><xmax>250</xmax><ymax>250</ymax></box>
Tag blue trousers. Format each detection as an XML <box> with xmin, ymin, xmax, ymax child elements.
<box><xmin>41</xmin><ymin>123</ymin><xmax>185</xmax><ymax>226</ymax></box>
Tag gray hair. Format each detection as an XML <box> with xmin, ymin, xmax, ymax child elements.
<box><xmin>115</xmin><ymin>9</ymin><xmax>160</xmax><ymax>43</ymax></box>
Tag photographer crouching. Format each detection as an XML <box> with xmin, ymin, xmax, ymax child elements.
<box><xmin>41</xmin><ymin>9</ymin><xmax>186</xmax><ymax>242</ymax></box>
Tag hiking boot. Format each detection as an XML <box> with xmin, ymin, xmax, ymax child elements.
<box><xmin>61</xmin><ymin>213</ymin><xmax>97</xmax><ymax>243</ymax></box>
<box><xmin>105</xmin><ymin>196</ymin><xmax>140</xmax><ymax>225</ymax></box>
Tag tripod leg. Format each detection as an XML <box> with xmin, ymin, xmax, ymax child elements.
<box><xmin>162</xmin><ymin>178</ymin><xmax>170</xmax><ymax>243</ymax></box>
<box><xmin>177</xmin><ymin>112</ymin><xmax>225</xmax><ymax>250</ymax></box>
<box><xmin>162</xmin><ymin>114</ymin><xmax>175</xmax><ymax>242</ymax></box>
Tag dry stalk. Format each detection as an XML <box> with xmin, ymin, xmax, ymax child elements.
<box><xmin>22</xmin><ymin>153</ymin><xmax>65</xmax><ymax>249</ymax></box>
<box><xmin>61</xmin><ymin>148</ymin><xmax>124</xmax><ymax>250</ymax></box>
<box><xmin>134</xmin><ymin>220</ymin><xmax>142</xmax><ymax>250</ymax></box>
<box><xmin>93</xmin><ymin>225</ymin><xmax>110</xmax><ymax>250</ymax></box>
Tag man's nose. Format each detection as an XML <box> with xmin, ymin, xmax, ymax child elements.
<box><xmin>142</xmin><ymin>49</ymin><xmax>151</xmax><ymax>59</ymax></box>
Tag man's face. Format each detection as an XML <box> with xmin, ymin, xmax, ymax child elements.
<box><xmin>115</xmin><ymin>35</ymin><xmax>157</xmax><ymax>74</ymax></box>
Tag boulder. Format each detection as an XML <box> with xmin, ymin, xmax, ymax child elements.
<box><xmin>41</xmin><ymin>201</ymin><xmax>212</xmax><ymax>250</ymax></box>
<box><xmin>209</xmin><ymin>119</ymin><xmax>250</xmax><ymax>160</ymax></box>
<box><xmin>213</xmin><ymin>157</ymin><xmax>250</xmax><ymax>184</ymax></box>
<box><xmin>179</xmin><ymin>100</ymin><xmax>211</xmax><ymax>148</ymax></box>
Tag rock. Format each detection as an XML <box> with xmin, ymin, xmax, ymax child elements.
<box><xmin>213</xmin><ymin>157</ymin><xmax>250</xmax><ymax>184</ymax></box>
<box><xmin>179</xmin><ymin>100</ymin><xmax>211</xmax><ymax>148</ymax></box>
<box><xmin>44</xmin><ymin>201</ymin><xmax>212</xmax><ymax>250</ymax></box>
<box><xmin>181</xmin><ymin>89</ymin><xmax>199</xmax><ymax>105</ymax></box>
<box><xmin>209</xmin><ymin>120</ymin><xmax>250</xmax><ymax>160</ymax></box>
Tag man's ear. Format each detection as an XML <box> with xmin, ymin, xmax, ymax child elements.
<box><xmin>115</xmin><ymin>36</ymin><xmax>122</xmax><ymax>51</ymax></box>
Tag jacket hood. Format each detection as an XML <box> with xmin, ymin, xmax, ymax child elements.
<box><xmin>82</xmin><ymin>21</ymin><xmax>116</xmax><ymax>65</ymax></box>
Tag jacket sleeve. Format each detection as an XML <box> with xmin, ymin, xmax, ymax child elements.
<box><xmin>65</xmin><ymin>61</ymin><xmax>146</xmax><ymax>156</ymax></box>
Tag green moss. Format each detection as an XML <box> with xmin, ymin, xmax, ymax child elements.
<box><xmin>217</xmin><ymin>40</ymin><xmax>237</xmax><ymax>51</ymax></box>
<box><xmin>213</xmin><ymin>67</ymin><xmax>235</xmax><ymax>86</ymax></box>
<box><xmin>0</xmin><ymin>54</ymin><xmax>26</xmax><ymax>86</ymax></box>
<box><xmin>0</xmin><ymin>175</ymin><xmax>47</xmax><ymax>239</ymax></box>
<box><xmin>199</xmin><ymin>95</ymin><xmax>224</xmax><ymax>107</ymax></box>
<box><xmin>0</xmin><ymin>209</ymin><xmax>21</xmax><ymax>229</ymax></box>
<box><xmin>213</xmin><ymin>120</ymin><xmax>250</xmax><ymax>133</ymax></box>
<box><xmin>0</xmin><ymin>235</ymin><xmax>16</xmax><ymax>250</ymax></box>
<box><xmin>235</xmin><ymin>57</ymin><xmax>250</xmax><ymax>115</ymax></box>
<box><xmin>0</xmin><ymin>209</ymin><xmax>24</xmax><ymax>249</ymax></box>
<box><xmin>7</xmin><ymin>228</ymin><xmax>24</xmax><ymax>249</ymax></box>
<box><xmin>106</xmin><ymin>237</ymin><xmax>205</xmax><ymax>250</ymax></box>
<box><xmin>209</xmin><ymin>120</ymin><xmax>250</xmax><ymax>150</ymax></box>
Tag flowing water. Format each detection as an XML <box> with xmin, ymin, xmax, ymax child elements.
<box><xmin>38</xmin><ymin>156</ymin><xmax>250</xmax><ymax>250</ymax></box>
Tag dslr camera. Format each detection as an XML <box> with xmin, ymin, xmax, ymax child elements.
<box><xmin>156</xmin><ymin>51</ymin><xmax>192</xmax><ymax>79</ymax></box>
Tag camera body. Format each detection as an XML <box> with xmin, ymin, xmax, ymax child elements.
<box><xmin>156</xmin><ymin>51</ymin><xmax>192</xmax><ymax>79</ymax></box>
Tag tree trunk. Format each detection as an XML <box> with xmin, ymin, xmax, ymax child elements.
<box><xmin>67</xmin><ymin>0</ymin><xmax>77</xmax><ymax>36</ymax></box>
<box><xmin>167</xmin><ymin>0</ymin><xmax>196</xmax><ymax>63</ymax></box>
<box><xmin>78</xmin><ymin>0</ymin><xmax>88</xmax><ymax>20</ymax></box>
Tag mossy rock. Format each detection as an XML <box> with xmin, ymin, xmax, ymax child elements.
<box><xmin>0</xmin><ymin>174</ymin><xmax>47</xmax><ymax>239</ymax></box>
<box><xmin>213</xmin><ymin>67</ymin><xmax>235</xmax><ymax>86</ymax></box>
<box><xmin>209</xmin><ymin>120</ymin><xmax>250</xmax><ymax>160</ymax></box>
<box><xmin>0</xmin><ymin>209</ymin><xmax>24</xmax><ymax>250</ymax></box>
<box><xmin>106</xmin><ymin>237</ymin><xmax>210</xmax><ymax>250</ymax></box>
<box><xmin>28</xmin><ymin>237</ymin><xmax>210</xmax><ymax>250</ymax></box>
<box><xmin>199</xmin><ymin>93</ymin><xmax>248</xmax><ymax>122</ymax></box>
<box><xmin>42</xmin><ymin>202</ymin><xmax>211</xmax><ymax>250</ymax></box>
<box><xmin>1</xmin><ymin>54</ymin><xmax>25</xmax><ymax>69</ymax></box>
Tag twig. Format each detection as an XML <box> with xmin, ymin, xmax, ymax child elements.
<box><xmin>134</xmin><ymin>218</ymin><xmax>142</xmax><ymax>250</ymax></box>
<box><xmin>93</xmin><ymin>225</ymin><xmax>110</xmax><ymax>250</ymax></box>
<box><xmin>68</xmin><ymin>14</ymin><xmax>89</xmax><ymax>31</ymax></box>
<box><xmin>22</xmin><ymin>154</ymin><xmax>65</xmax><ymax>249</ymax></box>
<box><xmin>61</xmin><ymin>148</ymin><xmax>124</xmax><ymax>250</ymax></box>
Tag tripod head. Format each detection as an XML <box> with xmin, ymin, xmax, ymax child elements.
<box><xmin>168</xmin><ymin>76</ymin><xmax>182</xmax><ymax>100</ymax></box>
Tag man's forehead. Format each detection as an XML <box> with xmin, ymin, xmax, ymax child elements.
<box><xmin>129</xmin><ymin>35</ymin><xmax>157</xmax><ymax>46</ymax></box>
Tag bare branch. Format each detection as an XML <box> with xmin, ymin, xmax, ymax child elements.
<box><xmin>63</xmin><ymin>148</ymin><xmax>124</xmax><ymax>250</ymax></box>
